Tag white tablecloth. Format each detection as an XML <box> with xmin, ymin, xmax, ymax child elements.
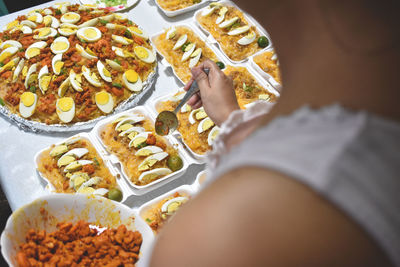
<box><xmin>0</xmin><ymin>0</ymin><xmax>206</xmax><ymax>211</ymax></box>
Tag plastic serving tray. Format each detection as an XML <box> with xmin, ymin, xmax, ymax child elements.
<box><xmin>249</xmin><ymin>48</ymin><xmax>282</xmax><ymax>91</ymax></box>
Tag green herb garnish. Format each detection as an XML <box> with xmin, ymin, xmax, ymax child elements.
<box><xmin>181</xmin><ymin>42</ymin><xmax>190</xmax><ymax>52</ymax></box>
<box><xmin>0</xmin><ymin>98</ymin><xmax>4</xmax><ymax>106</ymax></box>
<box><xmin>128</xmin><ymin>20</ymin><xmax>133</xmax><ymax>25</ymax></box>
<box><xmin>60</xmin><ymin>68</ymin><xmax>66</xmax><ymax>75</ymax></box>
<box><xmin>114</xmin><ymin>59</ymin><xmax>121</xmax><ymax>65</ymax></box>
<box><xmin>29</xmin><ymin>86</ymin><xmax>36</xmax><ymax>93</ymax></box>
<box><xmin>124</xmin><ymin>29</ymin><xmax>132</xmax><ymax>38</ymax></box>
<box><xmin>93</xmin><ymin>157</ymin><xmax>100</xmax><ymax>166</ymax></box>
<box><xmin>136</xmin><ymin>142</ymin><xmax>147</xmax><ymax>149</ymax></box>
<box><xmin>19</xmin><ymin>48</ymin><xmax>25</xmax><ymax>52</ymax></box>
<box><xmin>0</xmin><ymin>62</ymin><xmax>4</xmax><ymax>67</ymax></box>
<box><xmin>145</xmin><ymin>218</ymin><xmax>152</xmax><ymax>223</ymax></box>
<box><xmin>243</xmin><ymin>83</ymin><xmax>253</xmax><ymax>92</ymax></box>
<box><xmin>99</xmin><ymin>19</ymin><xmax>108</xmax><ymax>25</ymax></box>
<box><xmin>55</xmin><ymin>9</ymin><xmax>62</xmax><ymax>15</ymax></box>
<box><xmin>112</xmin><ymin>82</ymin><xmax>122</xmax><ymax>88</ymax></box>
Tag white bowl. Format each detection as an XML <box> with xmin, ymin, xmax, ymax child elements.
<box><xmin>1</xmin><ymin>194</ymin><xmax>154</xmax><ymax>267</ymax></box>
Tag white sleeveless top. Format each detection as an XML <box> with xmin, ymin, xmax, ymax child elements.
<box><xmin>205</xmin><ymin>103</ymin><xmax>400</xmax><ymax>266</ymax></box>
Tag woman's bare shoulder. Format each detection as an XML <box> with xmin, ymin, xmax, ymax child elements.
<box><xmin>150</xmin><ymin>166</ymin><xmax>393</xmax><ymax>267</ymax></box>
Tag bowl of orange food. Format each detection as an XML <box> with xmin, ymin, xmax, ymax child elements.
<box><xmin>1</xmin><ymin>194</ymin><xmax>154</xmax><ymax>267</ymax></box>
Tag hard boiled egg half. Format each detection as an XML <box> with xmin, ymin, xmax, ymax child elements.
<box><xmin>134</xmin><ymin>46</ymin><xmax>155</xmax><ymax>64</ymax></box>
<box><xmin>127</xmin><ymin>26</ymin><xmax>149</xmax><ymax>40</ymax></box>
<box><xmin>82</xmin><ymin>66</ymin><xmax>101</xmax><ymax>87</ymax></box>
<box><xmin>38</xmin><ymin>65</ymin><xmax>51</xmax><ymax>94</ymax></box>
<box><xmin>58</xmin><ymin>23</ymin><xmax>78</xmax><ymax>36</ymax></box>
<box><xmin>77</xmin><ymin>27</ymin><xmax>102</xmax><ymax>42</ymax></box>
<box><xmin>95</xmin><ymin>90</ymin><xmax>114</xmax><ymax>114</ymax></box>
<box><xmin>33</xmin><ymin>27</ymin><xmax>57</xmax><ymax>40</ymax></box>
<box><xmin>25</xmin><ymin>41</ymin><xmax>47</xmax><ymax>59</ymax></box>
<box><xmin>19</xmin><ymin>92</ymin><xmax>37</xmax><ymax>118</ymax></box>
<box><xmin>56</xmin><ymin>97</ymin><xmax>75</xmax><ymax>123</ymax></box>
<box><xmin>52</xmin><ymin>53</ymin><xmax>64</xmax><ymax>75</ymax></box>
<box><xmin>198</xmin><ymin>117</ymin><xmax>215</xmax><ymax>133</ymax></box>
<box><xmin>60</xmin><ymin>12</ymin><xmax>80</xmax><ymax>24</ymax></box>
<box><xmin>50</xmin><ymin>36</ymin><xmax>70</xmax><ymax>54</ymax></box>
<box><xmin>0</xmin><ymin>46</ymin><xmax>18</xmax><ymax>63</ymax></box>
<box><xmin>97</xmin><ymin>61</ymin><xmax>112</xmax><ymax>83</ymax></box>
<box><xmin>122</xmin><ymin>69</ymin><xmax>142</xmax><ymax>92</ymax></box>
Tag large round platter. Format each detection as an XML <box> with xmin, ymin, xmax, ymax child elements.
<box><xmin>0</xmin><ymin>2</ymin><xmax>157</xmax><ymax>132</ymax></box>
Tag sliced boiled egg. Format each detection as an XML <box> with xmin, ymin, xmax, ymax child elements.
<box><xmin>52</xmin><ymin>53</ymin><xmax>64</xmax><ymax>75</ymax></box>
<box><xmin>25</xmin><ymin>41</ymin><xmax>47</xmax><ymax>59</ymax></box>
<box><xmin>180</xmin><ymin>103</ymin><xmax>192</xmax><ymax>113</ymax></box>
<box><xmin>128</xmin><ymin>132</ymin><xmax>152</xmax><ymax>148</ymax></box>
<box><xmin>0</xmin><ymin>57</ymin><xmax>19</xmax><ymax>74</ymax></box>
<box><xmin>207</xmin><ymin>126</ymin><xmax>220</xmax><ymax>146</ymax></box>
<box><xmin>165</xmin><ymin>27</ymin><xmax>176</xmax><ymax>40</ymax></box>
<box><xmin>42</xmin><ymin>8</ymin><xmax>52</xmax><ymax>15</ymax></box>
<box><xmin>237</xmin><ymin>31</ymin><xmax>256</xmax><ymax>45</ymax></box>
<box><xmin>138</xmin><ymin>168</ymin><xmax>172</xmax><ymax>182</ymax></box>
<box><xmin>56</xmin><ymin>97</ymin><xmax>75</xmax><ymax>123</ymax></box>
<box><xmin>112</xmin><ymin>34</ymin><xmax>133</xmax><ymax>45</ymax></box>
<box><xmin>33</xmin><ymin>27</ymin><xmax>57</xmax><ymax>40</ymax></box>
<box><xmin>135</xmin><ymin>145</ymin><xmax>163</xmax><ymax>157</ymax></box>
<box><xmin>119</xmin><ymin>126</ymin><xmax>145</xmax><ymax>138</ymax></box>
<box><xmin>77</xmin><ymin>18</ymin><xmax>99</xmax><ymax>29</ymax></box>
<box><xmin>64</xmin><ymin>148</ymin><xmax>89</xmax><ymax>158</ymax></box>
<box><xmin>0</xmin><ymin>40</ymin><xmax>22</xmax><ymax>50</ymax></box>
<box><xmin>189</xmin><ymin>107</ymin><xmax>207</xmax><ymax>124</ymax></box>
<box><xmin>70</xmin><ymin>172</ymin><xmax>90</xmax><ymax>191</ymax></box>
<box><xmin>258</xmin><ymin>94</ymin><xmax>271</xmax><ymax>101</ymax></box>
<box><xmin>61</xmin><ymin>12</ymin><xmax>80</xmax><ymax>24</ymax></box>
<box><xmin>99</xmin><ymin>13</ymin><xmax>114</xmax><ymax>22</ymax></box>
<box><xmin>69</xmin><ymin>70</ymin><xmax>83</xmax><ymax>92</ymax></box>
<box><xmin>219</xmin><ymin>16</ymin><xmax>239</xmax><ymax>28</ymax></box>
<box><xmin>95</xmin><ymin>90</ymin><xmax>114</xmax><ymax>114</ymax></box>
<box><xmin>64</xmin><ymin>160</ymin><xmax>93</xmax><ymax>173</ymax></box>
<box><xmin>43</xmin><ymin>15</ymin><xmax>60</xmax><ymax>28</ymax></box>
<box><xmin>134</xmin><ymin>46</ymin><xmax>155</xmax><ymax>64</ymax></box>
<box><xmin>80</xmin><ymin>177</ymin><xmax>102</xmax><ymax>190</ymax></box>
<box><xmin>198</xmin><ymin>117</ymin><xmax>215</xmax><ymax>133</ymax></box>
<box><xmin>0</xmin><ymin>46</ymin><xmax>18</xmax><ymax>63</ymax></box>
<box><xmin>115</xmin><ymin>116</ymin><xmax>145</xmax><ymax>131</ymax></box>
<box><xmin>58</xmin><ymin>77</ymin><xmax>70</xmax><ymax>97</ymax></box>
<box><xmin>202</xmin><ymin>5</ymin><xmax>217</xmax><ymax>16</ymax></box>
<box><xmin>181</xmin><ymin>43</ymin><xmax>196</xmax><ymax>62</ymax></box>
<box><xmin>27</xmin><ymin>12</ymin><xmax>43</xmax><ymax>24</ymax></box>
<box><xmin>122</xmin><ymin>69</ymin><xmax>142</xmax><ymax>92</ymax></box>
<box><xmin>53</xmin><ymin>3</ymin><xmax>69</xmax><ymax>14</ymax></box>
<box><xmin>10</xmin><ymin>25</ymin><xmax>32</xmax><ymax>34</ymax></box>
<box><xmin>12</xmin><ymin>58</ymin><xmax>24</xmax><ymax>82</ymax></box>
<box><xmin>49</xmin><ymin>144</ymin><xmax>68</xmax><ymax>157</ymax></box>
<box><xmin>3</xmin><ymin>20</ymin><xmax>19</xmax><ymax>31</ymax></box>
<box><xmin>228</xmin><ymin>25</ymin><xmax>250</xmax><ymax>36</ymax></box>
<box><xmin>105</xmin><ymin>23</ymin><xmax>126</xmax><ymax>31</ymax></box>
<box><xmin>50</xmin><ymin>36</ymin><xmax>69</xmax><ymax>54</ymax></box>
<box><xmin>189</xmin><ymin>48</ymin><xmax>202</xmax><ymax>68</ymax></box>
<box><xmin>105</xmin><ymin>59</ymin><xmax>123</xmax><ymax>71</ymax></box>
<box><xmin>97</xmin><ymin>61</ymin><xmax>112</xmax><ymax>82</ymax></box>
<box><xmin>77</xmin><ymin>27</ymin><xmax>102</xmax><ymax>42</ymax></box>
<box><xmin>20</xmin><ymin>20</ymin><xmax>36</xmax><ymax>28</ymax></box>
<box><xmin>114</xmin><ymin>13</ymin><xmax>128</xmax><ymax>21</ymax></box>
<box><xmin>173</xmin><ymin>34</ymin><xmax>187</xmax><ymax>50</ymax></box>
<box><xmin>111</xmin><ymin>46</ymin><xmax>127</xmax><ymax>58</ymax></box>
<box><xmin>75</xmin><ymin>44</ymin><xmax>97</xmax><ymax>60</ymax></box>
<box><xmin>138</xmin><ymin>152</ymin><xmax>169</xmax><ymax>172</ymax></box>
<box><xmin>57</xmin><ymin>154</ymin><xmax>76</xmax><ymax>167</ymax></box>
<box><xmin>82</xmin><ymin>66</ymin><xmax>101</xmax><ymax>87</ymax></box>
<box><xmin>58</xmin><ymin>23</ymin><xmax>78</xmax><ymax>36</ymax></box>
<box><xmin>127</xmin><ymin>26</ymin><xmax>149</xmax><ymax>40</ymax></box>
<box><xmin>161</xmin><ymin>197</ymin><xmax>188</xmax><ymax>215</ymax></box>
<box><xmin>216</xmin><ymin>7</ymin><xmax>228</xmax><ymax>24</ymax></box>
<box><xmin>19</xmin><ymin>92</ymin><xmax>37</xmax><ymax>118</ymax></box>
<box><xmin>24</xmin><ymin>63</ymin><xmax>37</xmax><ymax>89</ymax></box>
<box><xmin>38</xmin><ymin>65</ymin><xmax>51</xmax><ymax>94</ymax></box>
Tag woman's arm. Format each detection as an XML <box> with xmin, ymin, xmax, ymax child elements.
<box><xmin>150</xmin><ymin>167</ymin><xmax>392</xmax><ymax>267</ymax></box>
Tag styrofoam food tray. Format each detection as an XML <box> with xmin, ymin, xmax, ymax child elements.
<box><xmin>34</xmin><ymin>132</ymin><xmax>132</xmax><ymax>203</ymax></box>
<box><xmin>192</xmin><ymin>170</ymin><xmax>207</xmax><ymax>191</ymax></box>
<box><xmin>150</xmin><ymin>23</ymin><xmax>228</xmax><ymax>85</ymax></box>
<box><xmin>151</xmin><ymin>0</ymin><xmax>217</xmax><ymax>17</ymax></box>
<box><xmin>193</xmin><ymin>0</ymin><xmax>272</xmax><ymax>64</ymax></box>
<box><xmin>92</xmin><ymin>105</ymin><xmax>194</xmax><ymax>194</ymax></box>
<box><xmin>249</xmin><ymin>48</ymin><xmax>282</xmax><ymax>91</ymax></box>
<box><xmin>0</xmin><ymin>194</ymin><xmax>154</xmax><ymax>267</ymax></box>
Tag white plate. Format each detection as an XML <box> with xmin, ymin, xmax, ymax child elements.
<box><xmin>1</xmin><ymin>194</ymin><xmax>154</xmax><ymax>267</ymax></box>
<box><xmin>92</xmin><ymin>105</ymin><xmax>193</xmax><ymax>194</ymax></box>
<box><xmin>193</xmin><ymin>0</ymin><xmax>272</xmax><ymax>64</ymax></box>
<box><xmin>80</xmin><ymin>0</ymin><xmax>139</xmax><ymax>12</ymax></box>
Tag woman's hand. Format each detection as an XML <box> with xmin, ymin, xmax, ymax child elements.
<box><xmin>184</xmin><ymin>59</ymin><xmax>240</xmax><ymax>126</ymax></box>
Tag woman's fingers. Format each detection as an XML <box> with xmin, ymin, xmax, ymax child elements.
<box><xmin>187</xmin><ymin>92</ymin><xmax>201</xmax><ymax>106</ymax></box>
<box><xmin>183</xmin><ymin>78</ymin><xmax>195</xmax><ymax>92</ymax></box>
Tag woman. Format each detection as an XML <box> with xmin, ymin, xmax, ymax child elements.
<box><xmin>151</xmin><ymin>0</ymin><xmax>400</xmax><ymax>266</ymax></box>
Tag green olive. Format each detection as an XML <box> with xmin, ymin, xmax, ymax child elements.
<box><xmin>216</xmin><ymin>61</ymin><xmax>225</xmax><ymax>69</ymax></box>
<box><xmin>167</xmin><ymin>155</ymin><xmax>183</xmax><ymax>172</ymax></box>
<box><xmin>108</xmin><ymin>188</ymin><xmax>123</xmax><ymax>202</ymax></box>
<box><xmin>257</xmin><ymin>36</ymin><xmax>269</xmax><ymax>48</ymax></box>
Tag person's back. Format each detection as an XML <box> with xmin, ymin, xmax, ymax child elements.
<box><xmin>150</xmin><ymin>1</ymin><xmax>400</xmax><ymax>266</ymax></box>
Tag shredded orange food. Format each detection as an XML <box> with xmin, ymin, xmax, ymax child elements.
<box><xmin>153</xmin><ymin>26</ymin><xmax>219</xmax><ymax>83</ymax></box>
<box><xmin>142</xmin><ymin>192</ymin><xmax>189</xmax><ymax>233</ymax></box>
<box><xmin>0</xmin><ymin>4</ymin><xmax>156</xmax><ymax>124</ymax></box>
<box><xmin>156</xmin><ymin>0</ymin><xmax>201</xmax><ymax>11</ymax></box>
<box><xmin>253</xmin><ymin>51</ymin><xmax>281</xmax><ymax>84</ymax></box>
<box><xmin>16</xmin><ymin>220</ymin><xmax>142</xmax><ymax>267</ymax></box>
<box><xmin>196</xmin><ymin>4</ymin><xmax>263</xmax><ymax>61</ymax></box>
<box><xmin>100</xmin><ymin>113</ymin><xmax>180</xmax><ymax>185</ymax></box>
<box><xmin>37</xmin><ymin>137</ymin><xmax>118</xmax><ymax>195</ymax></box>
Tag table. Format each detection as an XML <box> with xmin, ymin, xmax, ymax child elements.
<box><xmin>0</xmin><ymin>0</ymin><xmax>206</xmax><ymax>211</ymax></box>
